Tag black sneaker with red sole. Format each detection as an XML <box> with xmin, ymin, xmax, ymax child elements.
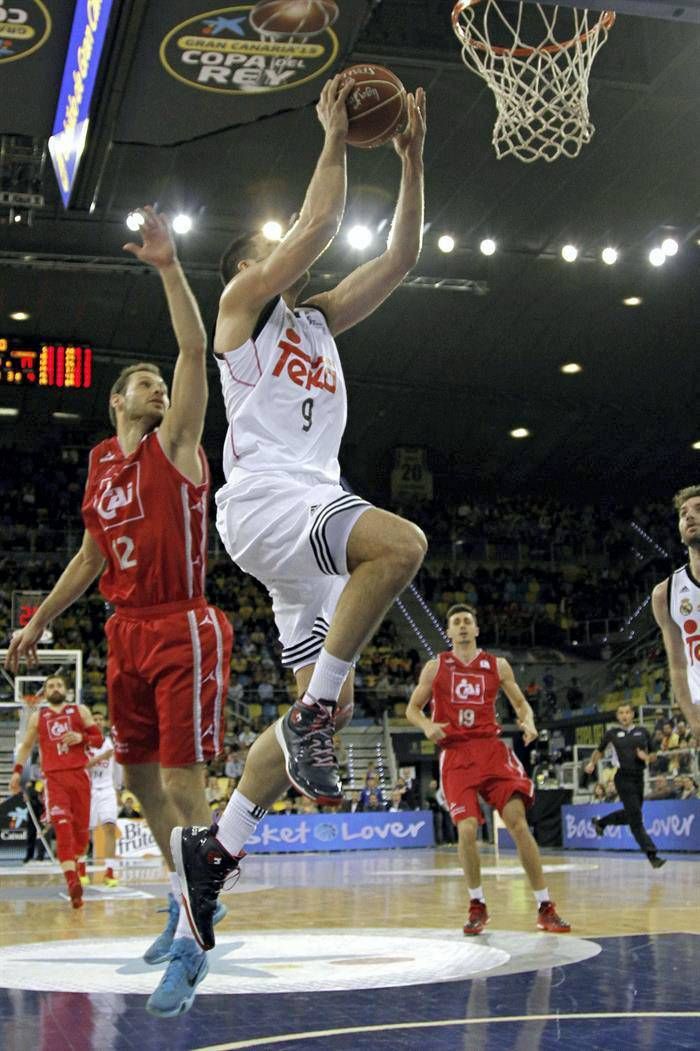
<box><xmin>171</xmin><ymin>825</ymin><xmax>242</xmax><ymax>951</ymax></box>
<box><xmin>275</xmin><ymin>698</ymin><xmax>342</xmax><ymax>803</ymax></box>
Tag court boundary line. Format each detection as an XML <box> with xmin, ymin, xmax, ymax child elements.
<box><xmin>193</xmin><ymin>1011</ymin><xmax>700</xmax><ymax>1050</ymax></box>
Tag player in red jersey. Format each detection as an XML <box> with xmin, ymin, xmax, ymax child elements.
<box><xmin>5</xmin><ymin>208</ymin><xmax>233</xmax><ymax>1015</ymax></box>
<box><xmin>406</xmin><ymin>604</ymin><xmax>570</xmax><ymax>935</ymax></box>
<box><xmin>9</xmin><ymin>674</ymin><xmax>102</xmax><ymax>909</ymax></box>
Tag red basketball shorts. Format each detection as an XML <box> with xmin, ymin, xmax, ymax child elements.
<box><xmin>44</xmin><ymin>767</ymin><xmax>91</xmax><ymax>861</ymax></box>
<box><xmin>439</xmin><ymin>736</ymin><xmax>534</xmax><ymax>826</ymax></box>
<box><xmin>105</xmin><ymin>598</ymin><xmax>233</xmax><ymax>768</ymax></box>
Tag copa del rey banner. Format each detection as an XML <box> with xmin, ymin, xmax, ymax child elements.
<box><xmin>562</xmin><ymin>800</ymin><xmax>700</xmax><ymax>852</ymax></box>
<box><xmin>115</xmin><ymin>0</ymin><xmax>374</xmax><ymax>145</ymax></box>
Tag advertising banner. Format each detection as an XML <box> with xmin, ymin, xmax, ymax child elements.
<box><xmin>562</xmin><ymin>800</ymin><xmax>700</xmax><ymax>852</ymax></box>
<box><xmin>115</xmin><ymin>818</ymin><xmax>161</xmax><ymax>859</ymax></box>
<box><xmin>245</xmin><ymin>809</ymin><xmax>434</xmax><ymax>854</ymax></box>
<box><xmin>0</xmin><ymin>793</ymin><xmax>29</xmax><ymax>855</ymax></box>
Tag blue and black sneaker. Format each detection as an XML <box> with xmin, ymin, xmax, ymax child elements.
<box><xmin>171</xmin><ymin>825</ymin><xmax>242</xmax><ymax>951</ymax></box>
<box><xmin>143</xmin><ymin>891</ymin><xmax>228</xmax><ymax>964</ymax></box>
<box><xmin>146</xmin><ymin>937</ymin><xmax>209</xmax><ymax>1017</ymax></box>
<box><xmin>275</xmin><ymin>698</ymin><xmax>342</xmax><ymax>803</ymax></box>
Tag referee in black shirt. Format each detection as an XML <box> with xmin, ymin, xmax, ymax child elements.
<box><xmin>584</xmin><ymin>703</ymin><xmax>665</xmax><ymax>869</ymax></box>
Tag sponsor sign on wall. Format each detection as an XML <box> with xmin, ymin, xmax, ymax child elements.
<box><xmin>562</xmin><ymin>800</ymin><xmax>700</xmax><ymax>852</ymax></box>
<box><xmin>115</xmin><ymin>818</ymin><xmax>161</xmax><ymax>859</ymax></box>
<box><xmin>245</xmin><ymin>810</ymin><xmax>434</xmax><ymax>853</ymax></box>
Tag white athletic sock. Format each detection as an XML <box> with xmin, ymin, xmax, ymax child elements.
<box><xmin>175</xmin><ymin>904</ymin><xmax>197</xmax><ymax>943</ymax></box>
<box><xmin>169</xmin><ymin>871</ymin><xmax>181</xmax><ymax>898</ymax></box>
<box><xmin>303</xmin><ymin>648</ymin><xmax>352</xmax><ymax>706</ymax></box>
<box><xmin>468</xmin><ymin>886</ymin><xmax>485</xmax><ymax>902</ymax></box>
<box><xmin>215</xmin><ymin>789</ymin><xmax>267</xmax><ymax>858</ymax></box>
<box><xmin>534</xmin><ymin>887</ymin><xmax>550</xmax><ymax>905</ymax></box>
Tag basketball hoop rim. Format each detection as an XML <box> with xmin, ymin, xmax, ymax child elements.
<box><xmin>451</xmin><ymin>0</ymin><xmax>616</xmax><ymax>58</ymax></box>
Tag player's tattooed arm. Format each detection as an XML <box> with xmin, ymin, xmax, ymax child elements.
<box><xmin>652</xmin><ymin>580</ymin><xmax>700</xmax><ymax>737</ymax></box>
<box><xmin>306</xmin><ymin>88</ymin><xmax>426</xmax><ymax>337</ymax></box>
<box><xmin>497</xmin><ymin>658</ymin><xmax>538</xmax><ymax>745</ymax></box>
<box><xmin>405</xmin><ymin>659</ymin><xmax>447</xmax><ymax>742</ymax></box>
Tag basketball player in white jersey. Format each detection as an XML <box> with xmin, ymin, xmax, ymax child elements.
<box><xmin>652</xmin><ymin>485</ymin><xmax>700</xmax><ymax>738</ymax></box>
<box><xmin>171</xmin><ymin>74</ymin><xmax>428</xmax><ymax>951</ymax></box>
<box><xmin>87</xmin><ymin>711</ymin><xmax>119</xmax><ymax>885</ymax></box>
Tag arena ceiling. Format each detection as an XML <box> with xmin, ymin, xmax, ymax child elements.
<box><xmin>0</xmin><ymin>0</ymin><xmax>699</xmax><ymax>502</ymax></box>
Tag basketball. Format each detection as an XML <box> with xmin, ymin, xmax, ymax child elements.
<box><xmin>342</xmin><ymin>64</ymin><xmax>407</xmax><ymax>149</ymax></box>
<box><xmin>249</xmin><ymin>0</ymin><xmax>339</xmax><ymax>37</ymax></box>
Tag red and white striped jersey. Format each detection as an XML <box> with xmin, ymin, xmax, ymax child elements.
<box><xmin>38</xmin><ymin>704</ymin><xmax>88</xmax><ymax>773</ymax></box>
<box><xmin>82</xmin><ymin>431</ymin><xmax>209</xmax><ymax>608</ymax></box>
<box><xmin>215</xmin><ymin>296</ymin><xmax>347</xmax><ymax>487</ymax></box>
<box><xmin>430</xmin><ymin>649</ymin><xmax>502</xmax><ymax>747</ymax></box>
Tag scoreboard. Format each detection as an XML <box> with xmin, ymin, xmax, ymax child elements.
<box><xmin>0</xmin><ymin>336</ymin><xmax>92</xmax><ymax>388</ymax></box>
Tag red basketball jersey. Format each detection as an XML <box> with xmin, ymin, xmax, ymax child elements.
<box><xmin>38</xmin><ymin>704</ymin><xmax>88</xmax><ymax>773</ymax></box>
<box><xmin>82</xmin><ymin>431</ymin><xmax>210</xmax><ymax>608</ymax></box>
<box><xmin>430</xmin><ymin>649</ymin><xmax>502</xmax><ymax>747</ymax></box>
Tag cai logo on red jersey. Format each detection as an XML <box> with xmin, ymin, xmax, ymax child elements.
<box><xmin>48</xmin><ymin>717</ymin><xmax>70</xmax><ymax>739</ymax></box>
<box><xmin>451</xmin><ymin>672</ymin><xmax>486</xmax><ymax>705</ymax></box>
<box><xmin>94</xmin><ymin>462</ymin><xmax>145</xmax><ymax>531</ymax></box>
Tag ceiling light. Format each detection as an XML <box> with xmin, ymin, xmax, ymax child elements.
<box><xmin>661</xmin><ymin>237</ymin><xmax>678</xmax><ymax>257</ymax></box>
<box><xmin>561</xmin><ymin>244</ymin><xmax>578</xmax><ymax>262</ymax></box>
<box><xmin>347</xmin><ymin>225</ymin><xmax>372</xmax><ymax>250</ymax></box>
<box><xmin>52</xmin><ymin>411</ymin><xmax>81</xmax><ymax>421</ymax></box>
<box><xmin>9</xmin><ymin>311</ymin><xmax>30</xmax><ymax>321</ymax></box>
<box><xmin>480</xmin><ymin>238</ymin><xmax>496</xmax><ymax>256</ymax></box>
<box><xmin>623</xmin><ymin>296</ymin><xmax>642</xmax><ymax>306</ymax></box>
<box><xmin>0</xmin><ymin>407</ymin><xmax>19</xmax><ymax>417</ymax></box>
<box><xmin>648</xmin><ymin>247</ymin><xmax>666</xmax><ymax>267</ymax></box>
<box><xmin>509</xmin><ymin>427</ymin><xmax>530</xmax><ymax>439</ymax></box>
<box><xmin>438</xmin><ymin>234</ymin><xmax>455</xmax><ymax>253</ymax></box>
<box><xmin>601</xmin><ymin>247</ymin><xmax>618</xmax><ymax>265</ymax></box>
<box><xmin>172</xmin><ymin>214</ymin><xmax>193</xmax><ymax>235</ymax></box>
<box><xmin>125</xmin><ymin>210</ymin><xmax>145</xmax><ymax>232</ymax></box>
<box><xmin>261</xmin><ymin>220</ymin><xmax>283</xmax><ymax>242</ymax></box>
<box><xmin>560</xmin><ymin>362</ymin><xmax>582</xmax><ymax>374</ymax></box>
<box><xmin>692</xmin><ymin>440</ymin><xmax>700</xmax><ymax>451</ymax></box>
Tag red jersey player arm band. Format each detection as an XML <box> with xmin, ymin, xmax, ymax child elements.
<box><xmin>13</xmin><ymin>763</ymin><xmax>23</xmax><ymax>775</ymax></box>
<box><xmin>84</xmin><ymin>724</ymin><xmax>103</xmax><ymax>748</ymax></box>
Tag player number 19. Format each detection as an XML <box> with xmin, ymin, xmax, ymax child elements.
<box><xmin>458</xmin><ymin>709</ymin><xmax>475</xmax><ymax>727</ymax></box>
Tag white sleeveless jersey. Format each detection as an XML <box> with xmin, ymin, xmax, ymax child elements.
<box><xmin>215</xmin><ymin>297</ymin><xmax>347</xmax><ymax>486</ymax></box>
<box><xmin>668</xmin><ymin>565</ymin><xmax>700</xmax><ymax>705</ymax></box>
<box><xmin>89</xmin><ymin>734</ymin><xmax>116</xmax><ymax>790</ymax></box>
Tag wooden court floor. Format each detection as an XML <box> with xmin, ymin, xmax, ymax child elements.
<box><xmin>1</xmin><ymin>846</ymin><xmax>698</xmax><ymax>1050</ymax></box>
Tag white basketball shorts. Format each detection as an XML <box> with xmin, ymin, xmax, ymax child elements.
<box><xmin>90</xmin><ymin>788</ymin><xmax>118</xmax><ymax>829</ymax></box>
<box><xmin>216</xmin><ymin>472</ymin><xmax>371</xmax><ymax>671</ymax></box>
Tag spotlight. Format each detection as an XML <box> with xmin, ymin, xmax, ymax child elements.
<box><xmin>561</xmin><ymin>244</ymin><xmax>578</xmax><ymax>262</ymax></box>
<box><xmin>661</xmin><ymin>237</ymin><xmax>678</xmax><ymax>257</ymax></box>
<box><xmin>623</xmin><ymin>296</ymin><xmax>642</xmax><ymax>307</ymax></box>
<box><xmin>692</xmin><ymin>440</ymin><xmax>700</xmax><ymax>451</ymax></box>
<box><xmin>261</xmin><ymin>220</ymin><xmax>283</xmax><ymax>242</ymax></box>
<box><xmin>126</xmin><ymin>211</ymin><xmax>145</xmax><ymax>232</ymax></box>
<box><xmin>560</xmin><ymin>362</ymin><xmax>582</xmax><ymax>374</ymax></box>
<box><xmin>509</xmin><ymin>427</ymin><xmax>530</xmax><ymax>439</ymax></box>
<box><xmin>13</xmin><ymin>213</ymin><xmax>22</xmax><ymax>224</ymax></box>
<box><xmin>649</xmin><ymin>247</ymin><xmax>666</xmax><ymax>267</ymax></box>
<box><xmin>172</xmin><ymin>214</ymin><xmax>193</xmax><ymax>235</ymax></box>
<box><xmin>52</xmin><ymin>412</ymin><xmax>81</xmax><ymax>421</ymax></box>
<box><xmin>0</xmin><ymin>407</ymin><xmax>19</xmax><ymax>417</ymax></box>
<box><xmin>438</xmin><ymin>235</ymin><xmax>455</xmax><ymax>253</ymax></box>
<box><xmin>9</xmin><ymin>311</ymin><xmax>30</xmax><ymax>321</ymax></box>
<box><xmin>601</xmin><ymin>247</ymin><xmax>618</xmax><ymax>265</ymax></box>
<box><xmin>480</xmin><ymin>238</ymin><xmax>496</xmax><ymax>256</ymax></box>
<box><xmin>347</xmin><ymin>225</ymin><xmax>372</xmax><ymax>250</ymax></box>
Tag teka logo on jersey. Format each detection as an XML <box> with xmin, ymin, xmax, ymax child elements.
<box><xmin>452</xmin><ymin>673</ymin><xmax>486</xmax><ymax>705</ymax></box>
<box><xmin>94</xmin><ymin>462</ymin><xmax>145</xmax><ymax>530</ymax></box>
<box><xmin>682</xmin><ymin>618</ymin><xmax>699</xmax><ymax>666</ymax></box>
<box><xmin>272</xmin><ymin>327</ymin><xmax>337</xmax><ymax>393</ymax></box>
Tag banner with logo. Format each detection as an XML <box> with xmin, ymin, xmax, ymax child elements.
<box><xmin>115</xmin><ymin>818</ymin><xmax>161</xmax><ymax>859</ymax></box>
<box><xmin>245</xmin><ymin>809</ymin><xmax>434</xmax><ymax>854</ymax></box>
<box><xmin>115</xmin><ymin>0</ymin><xmax>373</xmax><ymax>145</ymax></box>
<box><xmin>0</xmin><ymin>793</ymin><xmax>29</xmax><ymax>855</ymax></box>
<box><xmin>562</xmin><ymin>800</ymin><xmax>700</xmax><ymax>852</ymax></box>
<box><xmin>0</xmin><ymin>1</ymin><xmax>76</xmax><ymax>137</ymax></box>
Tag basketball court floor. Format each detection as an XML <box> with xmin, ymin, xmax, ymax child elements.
<box><xmin>1</xmin><ymin>845</ymin><xmax>698</xmax><ymax>1050</ymax></box>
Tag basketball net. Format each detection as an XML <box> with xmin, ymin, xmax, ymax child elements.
<box><xmin>451</xmin><ymin>1</ymin><xmax>615</xmax><ymax>163</ymax></box>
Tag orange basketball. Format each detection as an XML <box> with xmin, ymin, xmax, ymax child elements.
<box><xmin>249</xmin><ymin>0</ymin><xmax>339</xmax><ymax>37</ymax></box>
<box><xmin>342</xmin><ymin>64</ymin><xmax>407</xmax><ymax>149</ymax></box>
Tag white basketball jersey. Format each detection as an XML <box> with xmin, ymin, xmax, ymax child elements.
<box><xmin>89</xmin><ymin>734</ymin><xmax>116</xmax><ymax>790</ymax></box>
<box><xmin>216</xmin><ymin>297</ymin><xmax>347</xmax><ymax>486</ymax></box>
<box><xmin>668</xmin><ymin>565</ymin><xmax>700</xmax><ymax>705</ymax></box>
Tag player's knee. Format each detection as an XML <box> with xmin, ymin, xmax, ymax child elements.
<box><xmin>388</xmin><ymin>521</ymin><xmax>428</xmax><ymax>580</ymax></box>
<box><xmin>457</xmin><ymin>818</ymin><xmax>479</xmax><ymax>843</ymax></box>
<box><xmin>505</xmin><ymin>813</ymin><xmax>528</xmax><ymax>837</ymax></box>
